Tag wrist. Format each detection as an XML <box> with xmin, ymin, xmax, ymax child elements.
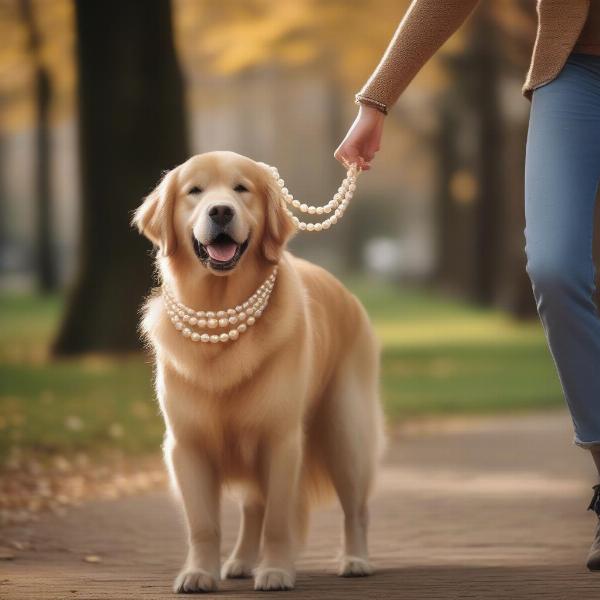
<box><xmin>355</xmin><ymin>94</ymin><xmax>388</xmax><ymax>115</ymax></box>
<box><xmin>358</xmin><ymin>104</ymin><xmax>385</xmax><ymax>123</ymax></box>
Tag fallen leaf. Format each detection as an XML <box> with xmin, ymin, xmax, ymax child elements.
<box><xmin>10</xmin><ymin>541</ymin><xmax>30</xmax><ymax>551</ymax></box>
<box><xmin>0</xmin><ymin>548</ymin><xmax>16</xmax><ymax>560</ymax></box>
<box><xmin>64</xmin><ymin>416</ymin><xmax>84</xmax><ymax>432</ymax></box>
<box><xmin>83</xmin><ymin>554</ymin><xmax>101</xmax><ymax>563</ymax></box>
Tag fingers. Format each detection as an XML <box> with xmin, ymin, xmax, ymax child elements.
<box><xmin>334</xmin><ymin>144</ymin><xmax>371</xmax><ymax>171</ymax></box>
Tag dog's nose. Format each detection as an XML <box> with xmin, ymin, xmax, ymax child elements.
<box><xmin>208</xmin><ymin>204</ymin><xmax>234</xmax><ymax>227</ymax></box>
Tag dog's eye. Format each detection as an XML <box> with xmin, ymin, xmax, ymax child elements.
<box><xmin>234</xmin><ymin>184</ymin><xmax>249</xmax><ymax>193</ymax></box>
<box><xmin>188</xmin><ymin>186</ymin><xmax>203</xmax><ymax>195</ymax></box>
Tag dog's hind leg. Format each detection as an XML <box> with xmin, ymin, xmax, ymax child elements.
<box><xmin>318</xmin><ymin>335</ymin><xmax>382</xmax><ymax>577</ymax></box>
<box><xmin>222</xmin><ymin>492</ymin><xmax>264</xmax><ymax>579</ymax></box>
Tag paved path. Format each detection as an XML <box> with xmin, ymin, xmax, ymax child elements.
<box><xmin>2</xmin><ymin>412</ymin><xmax>600</xmax><ymax>599</ymax></box>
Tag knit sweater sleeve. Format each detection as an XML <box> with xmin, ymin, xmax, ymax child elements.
<box><xmin>357</xmin><ymin>0</ymin><xmax>481</xmax><ymax>112</ymax></box>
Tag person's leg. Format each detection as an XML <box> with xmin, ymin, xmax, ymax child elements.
<box><xmin>525</xmin><ymin>54</ymin><xmax>600</xmax><ymax>569</ymax></box>
<box><xmin>593</xmin><ymin>449</ymin><xmax>600</xmax><ymax>474</ymax></box>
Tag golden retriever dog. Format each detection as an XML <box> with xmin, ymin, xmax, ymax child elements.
<box><xmin>133</xmin><ymin>151</ymin><xmax>384</xmax><ymax>592</ymax></box>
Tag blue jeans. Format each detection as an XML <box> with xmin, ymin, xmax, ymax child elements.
<box><xmin>525</xmin><ymin>54</ymin><xmax>600</xmax><ymax>448</ymax></box>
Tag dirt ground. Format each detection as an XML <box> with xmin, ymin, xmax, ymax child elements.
<box><xmin>2</xmin><ymin>411</ymin><xmax>600</xmax><ymax>599</ymax></box>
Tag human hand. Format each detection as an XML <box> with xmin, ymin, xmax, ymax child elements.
<box><xmin>334</xmin><ymin>104</ymin><xmax>385</xmax><ymax>171</ymax></box>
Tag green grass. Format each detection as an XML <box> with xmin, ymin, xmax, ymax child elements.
<box><xmin>0</xmin><ymin>294</ymin><xmax>160</xmax><ymax>463</ymax></box>
<box><xmin>0</xmin><ymin>282</ymin><xmax>563</xmax><ymax>464</ymax></box>
<box><xmin>351</xmin><ymin>280</ymin><xmax>562</xmax><ymax>417</ymax></box>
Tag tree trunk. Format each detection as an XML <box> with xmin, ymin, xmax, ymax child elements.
<box><xmin>19</xmin><ymin>0</ymin><xmax>57</xmax><ymax>292</ymax></box>
<box><xmin>434</xmin><ymin>6</ymin><xmax>504</xmax><ymax>305</ymax></box>
<box><xmin>53</xmin><ymin>0</ymin><xmax>189</xmax><ymax>355</ymax></box>
<box><xmin>468</xmin><ymin>7</ymin><xmax>503</xmax><ymax>304</ymax></box>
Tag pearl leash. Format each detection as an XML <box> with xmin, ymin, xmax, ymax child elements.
<box><xmin>163</xmin><ymin>266</ymin><xmax>278</xmax><ymax>343</ymax></box>
<box><xmin>266</xmin><ymin>163</ymin><xmax>360</xmax><ymax>232</ymax></box>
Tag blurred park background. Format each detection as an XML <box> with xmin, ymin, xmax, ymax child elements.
<box><xmin>0</xmin><ymin>0</ymin><xmax>572</xmax><ymax>521</ymax></box>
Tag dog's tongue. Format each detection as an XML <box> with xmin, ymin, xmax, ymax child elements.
<box><xmin>206</xmin><ymin>241</ymin><xmax>238</xmax><ymax>262</ymax></box>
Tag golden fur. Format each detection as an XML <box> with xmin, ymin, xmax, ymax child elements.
<box><xmin>133</xmin><ymin>151</ymin><xmax>384</xmax><ymax>592</ymax></box>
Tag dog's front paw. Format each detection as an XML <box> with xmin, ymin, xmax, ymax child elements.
<box><xmin>221</xmin><ymin>557</ymin><xmax>254</xmax><ymax>579</ymax></box>
<box><xmin>174</xmin><ymin>568</ymin><xmax>218</xmax><ymax>593</ymax></box>
<box><xmin>254</xmin><ymin>567</ymin><xmax>295</xmax><ymax>591</ymax></box>
<box><xmin>338</xmin><ymin>555</ymin><xmax>373</xmax><ymax>577</ymax></box>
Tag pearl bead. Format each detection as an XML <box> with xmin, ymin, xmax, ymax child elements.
<box><xmin>206</xmin><ymin>311</ymin><xmax>215</xmax><ymax>318</ymax></box>
<box><xmin>229</xmin><ymin>316</ymin><xmax>238</xmax><ymax>325</ymax></box>
<box><xmin>335</xmin><ymin>209</ymin><xmax>341</xmax><ymax>218</ymax></box>
<box><xmin>292</xmin><ymin>199</ymin><xmax>301</xmax><ymax>208</ymax></box>
<box><xmin>198</xmin><ymin>319</ymin><xmax>207</xmax><ymax>328</ymax></box>
<box><xmin>330</xmin><ymin>215</ymin><xmax>338</xmax><ymax>224</ymax></box>
<box><xmin>243</xmin><ymin>301</ymin><xmax>249</xmax><ymax>309</ymax></box>
<box><xmin>197</xmin><ymin>311</ymin><xmax>206</xmax><ymax>318</ymax></box>
<box><xmin>247</xmin><ymin>307</ymin><xmax>254</xmax><ymax>316</ymax></box>
<box><xmin>175</xmin><ymin>322</ymin><xmax>184</xmax><ymax>330</ymax></box>
<box><xmin>219</xmin><ymin>333</ymin><xmax>229</xmax><ymax>343</ymax></box>
<box><xmin>228</xmin><ymin>329</ymin><xmax>239</xmax><ymax>340</ymax></box>
<box><xmin>277</xmin><ymin>178</ymin><xmax>284</xmax><ymax>187</ymax></box>
<box><xmin>235</xmin><ymin>305</ymin><xmax>243</xmax><ymax>312</ymax></box>
<box><xmin>218</xmin><ymin>318</ymin><xmax>228</xmax><ymax>327</ymax></box>
<box><xmin>300</xmin><ymin>204</ymin><xmax>308</xmax><ymax>213</ymax></box>
<box><xmin>201</xmin><ymin>333</ymin><xmax>210</xmax><ymax>343</ymax></box>
<box><xmin>334</xmin><ymin>193</ymin><xmax>341</xmax><ymax>202</ymax></box>
<box><xmin>308</xmin><ymin>206</ymin><xmax>316</xmax><ymax>214</ymax></box>
<box><xmin>299</xmin><ymin>222</ymin><xmax>307</xmax><ymax>230</ymax></box>
<box><xmin>238</xmin><ymin>312</ymin><xmax>246</xmax><ymax>320</ymax></box>
<box><xmin>322</xmin><ymin>220</ymin><xmax>331</xmax><ymax>229</ymax></box>
<box><xmin>324</xmin><ymin>206</ymin><xmax>331</xmax><ymax>213</ymax></box>
<box><xmin>282</xmin><ymin>187</ymin><xmax>288</xmax><ymax>195</ymax></box>
<box><xmin>247</xmin><ymin>316</ymin><xmax>256</xmax><ymax>326</ymax></box>
<box><xmin>189</xmin><ymin>317</ymin><xmax>197</xmax><ymax>326</ymax></box>
<box><xmin>217</xmin><ymin>311</ymin><xmax>226</xmax><ymax>318</ymax></box>
<box><xmin>315</xmin><ymin>223</ymin><xmax>322</xmax><ymax>231</ymax></box>
<box><xmin>307</xmin><ymin>223</ymin><xmax>315</xmax><ymax>231</ymax></box>
<box><xmin>349</xmin><ymin>183</ymin><xmax>356</xmax><ymax>191</ymax></box>
<box><xmin>183</xmin><ymin>328</ymin><xmax>191</xmax><ymax>337</ymax></box>
<box><xmin>227</xmin><ymin>308</ymin><xmax>236</xmax><ymax>316</ymax></box>
<box><xmin>207</xmin><ymin>318</ymin><xmax>218</xmax><ymax>329</ymax></box>
<box><xmin>210</xmin><ymin>335</ymin><xmax>219</xmax><ymax>344</ymax></box>
<box><xmin>316</xmin><ymin>206</ymin><xmax>323</xmax><ymax>214</ymax></box>
<box><xmin>191</xmin><ymin>332</ymin><xmax>200</xmax><ymax>342</ymax></box>
<box><xmin>238</xmin><ymin>323</ymin><xmax>247</xmax><ymax>333</ymax></box>
<box><xmin>254</xmin><ymin>309</ymin><xmax>262</xmax><ymax>318</ymax></box>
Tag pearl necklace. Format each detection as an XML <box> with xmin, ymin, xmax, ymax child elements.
<box><xmin>266</xmin><ymin>163</ymin><xmax>359</xmax><ymax>232</ymax></box>
<box><xmin>162</xmin><ymin>266</ymin><xmax>278</xmax><ymax>343</ymax></box>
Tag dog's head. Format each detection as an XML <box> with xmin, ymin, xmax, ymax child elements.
<box><xmin>132</xmin><ymin>152</ymin><xmax>296</xmax><ymax>275</ymax></box>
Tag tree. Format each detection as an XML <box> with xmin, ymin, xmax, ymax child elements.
<box><xmin>434</xmin><ymin>1</ymin><xmax>538</xmax><ymax>315</ymax></box>
<box><xmin>53</xmin><ymin>0</ymin><xmax>189</xmax><ymax>355</ymax></box>
<box><xmin>19</xmin><ymin>0</ymin><xmax>56</xmax><ymax>292</ymax></box>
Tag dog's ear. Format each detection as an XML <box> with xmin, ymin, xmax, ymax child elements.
<box><xmin>132</xmin><ymin>168</ymin><xmax>179</xmax><ymax>257</ymax></box>
<box><xmin>259</xmin><ymin>163</ymin><xmax>297</xmax><ymax>263</ymax></box>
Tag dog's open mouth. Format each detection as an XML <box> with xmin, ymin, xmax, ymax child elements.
<box><xmin>193</xmin><ymin>233</ymin><xmax>249</xmax><ymax>271</ymax></box>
